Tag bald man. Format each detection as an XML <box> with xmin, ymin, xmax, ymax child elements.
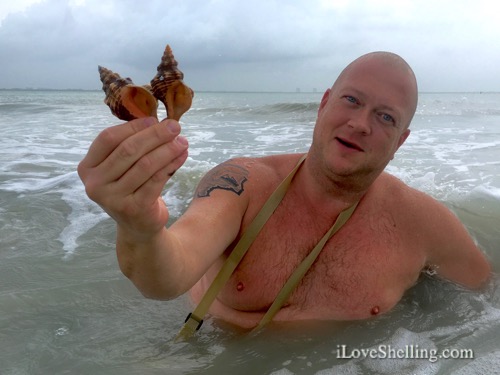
<box><xmin>78</xmin><ymin>52</ymin><xmax>490</xmax><ymax>330</ymax></box>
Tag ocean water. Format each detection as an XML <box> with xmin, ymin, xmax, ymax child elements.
<box><xmin>0</xmin><ymin>89</ymin><xmax>499</xmax><ymax>374</ymax></box>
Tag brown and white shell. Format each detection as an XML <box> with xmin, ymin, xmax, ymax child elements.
<box><xmin>98</xmin><ymin>66</ymin><xmax>158</xmax><ymax>121</ymax></box>
<box><xmin>150</xmin><ymin>45</ymin><xmax>194</xmax><ymax>121</ymax></box>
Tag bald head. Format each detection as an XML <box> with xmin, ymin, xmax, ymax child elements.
<box><xmin>332</xmin><ymin>52</ymin><xmax>418</xmax><ymax>128</ymax></box>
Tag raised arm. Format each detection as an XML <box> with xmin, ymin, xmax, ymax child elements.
<box><xmin>78</xmin><ymin>117</ymin><xmax>188</xmax><ymax>297</ymax></box>
<box><xmin>115</xmin><ymin>171</ymin><xmax>248</xmax><ymax>299</ymax></box>
<box><xmin>78</xmin><ymin>119</ymin><xmax>249</xmax><ymax>299</ymax></box>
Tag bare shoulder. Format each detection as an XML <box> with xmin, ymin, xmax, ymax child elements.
<box><xmin>380</xmin><ymin>173</ymin><xmax>474</xmax><ymax>232</ymax></box>
<box><xmin>375</xmin><ymin>172</ymin><xmax>443</xmax><ymax>217</ymax></box>
<box><xmin>194</xmin><ymin>153</ymin><xmax>305</xmax><ymax>199</ymax></box>
<box><xmin>194</xmin><ymin>158</ymin><xmax>252</xmax><ymax>198</ymax></box>
<box><xmin>373</xmin><ymin>173</ymin><xmax>462</xmax><ymax>252</ymax></box>
<box><xmin>169</xmin><ymin>154</ymin><xmax>304</xmax><ymax>262</ymax></box>
<box><xmin>375</xmin><ymin>172</ymin><xmax>469</xmax><ymax>239</ymax></box>
<box><xmin>376</xmin><ymin>172</ymin><xmax>490</xmax><ymax>289</ymax></box>
<box><xmin>168</xmin><ymin>156</ymin><xmax>298</xmax><ymax>279</ymax></box>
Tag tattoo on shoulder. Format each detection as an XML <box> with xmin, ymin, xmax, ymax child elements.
<box><xmin>196</xmin><ymin>163</ymin><xmax>249</xmax><ymax>198</ymax></box>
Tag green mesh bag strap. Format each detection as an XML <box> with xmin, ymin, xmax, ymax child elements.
<box><xmin>175</xmin><ymin>154</ymin><xmax>307</xmax><ymax>341</ymax></box>
<box><xmin>251</xmin><ymin>200</ymin><xmax>359</xmax><ymax>332</ymax></box>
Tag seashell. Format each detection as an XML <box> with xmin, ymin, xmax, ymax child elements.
<box><xmin>98</xmin><ymin>65</ymin><xmax>158</xmax><ymax>121</ymax></box>
<box><xmin>150</xmin><ymin>45</ymin><xmax>194</xmax><ymax>121</ymax></box>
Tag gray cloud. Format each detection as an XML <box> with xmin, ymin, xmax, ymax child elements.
<box><xmin>0</xmin><ymin>0</ymin><xmax>499</xmax><ymax>91</ymax></box>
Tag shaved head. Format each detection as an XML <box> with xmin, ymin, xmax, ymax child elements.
<box><xmin>333</xmin><ymin>52</ymin><xmax>418</xmax><ymax>128</ymax></box>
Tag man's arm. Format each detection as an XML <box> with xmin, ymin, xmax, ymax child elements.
<box><xmin>417</xmin><ymin>192</ymin><xmax>491</xmax><ymax>289</ymax></box>
<box><xmin>78</xmin><ymin>117</ymin><xmax>249</xmax><ymax>300</ymax></box>
<box><xmin>116</xmin><ymin>172</ymin><xmax>248</xmax><ymax>299</ymax></box>
<box><xmin>123</xmin><ymin>160</ymin><xmax>251</xmax><ymax>299</ymax></box>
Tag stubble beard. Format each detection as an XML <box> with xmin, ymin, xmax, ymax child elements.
<box><xmin>313</xmin><ymin>144</ymin><xmax>386</xmax><ymax>196</ymax></box>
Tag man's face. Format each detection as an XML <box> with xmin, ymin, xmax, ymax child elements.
<box><xmin>311</xmin><ymin>57</ymin><xmax>415</xmax><ymax>182</ymax></box>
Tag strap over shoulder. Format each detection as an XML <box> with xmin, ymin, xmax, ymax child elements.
<box><xmin>175</xmin><ymin>154</ymin><xmax>359</xmax><ymax>341</ymax></box>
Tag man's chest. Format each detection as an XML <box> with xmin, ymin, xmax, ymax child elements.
<box><xmin>217</xmin><ymin>207</ymin><xmax>425</xmax><ymax>320</ymax></box>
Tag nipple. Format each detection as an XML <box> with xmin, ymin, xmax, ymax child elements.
<box><xmin>371</xmin><ymin>306</ymin><xmax>380</xmax><ymax>315</ymax></box>
<box><xmin>236</xmin><ymin>282</ymin><xmax>245</xmax><ymax>291</ymax></box>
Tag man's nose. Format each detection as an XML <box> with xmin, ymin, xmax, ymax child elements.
<box><xmin>347</xmin><ymin>109</ymin><xmax>372</xmax><ymax>135</ymax></box>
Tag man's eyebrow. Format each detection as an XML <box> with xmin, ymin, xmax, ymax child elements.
<box><xmin>339</xmin><ymin>86</ymin><xmax>364</xmax><ymax>97</ymax></box>
<box><xmin>340</xmin><ymin>87</ymin><xmax>379</xmax><ymax>105</ymax></box>
<box><xmin>377</xmin><ymin>104</ymin><xmax>398</xmax><ymax>113</ymax></box>
<box><xmin>343</xmin><ymin>87</ymin><xmax>398</xmax><ymax>109</ymax></box>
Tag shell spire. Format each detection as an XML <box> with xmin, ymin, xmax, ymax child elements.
<box><xmin>150</xmin><ymin>45</ymin><xmax>194</xmax><ymax>121</ymax></box>
<box><xmin>98</xmin><ymin>65</ymin><xmax>158</xmax><ymax>121</ymax></box>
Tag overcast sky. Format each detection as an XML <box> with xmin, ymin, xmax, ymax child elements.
<box><xmin>0</xmin><ymin>0</ymin><xmax>499</xmax><ymax>92</ymax></box>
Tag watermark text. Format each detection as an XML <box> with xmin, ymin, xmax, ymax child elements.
<box><xmin>336</xmin><ymin>344</ymin><xmax>474</xmax><ymax>363</ymax></box>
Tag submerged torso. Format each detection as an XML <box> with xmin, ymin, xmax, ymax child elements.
<box><xmin>190</xmin><ymin>155</ymin><xmax>427</xmax><ymax>328</ymax></box>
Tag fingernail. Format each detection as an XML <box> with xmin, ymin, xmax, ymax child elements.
<box><xmin>144</xmin><ymin>116</ymin><xmax>157</xmax><ymax>127</ymax></box>
<box><xmin>164</xmin><ymin>120</ymin><xmax>180</xmax><ymax>134</ymax></box>
<box><xmin>176</xmin><ymin>136</ymin><xmax>188</xmax><ymax>146</ymax></box>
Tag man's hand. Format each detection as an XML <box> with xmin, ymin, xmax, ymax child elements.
<box><xmin>77</xmin><ymin>116</ymin><xmax>189</xmax><ymax>240</ymax></box>
<box><xmin>78</xmin><ymin>118</ymin><xmax>247</xmax><ymax>299</ymax></box>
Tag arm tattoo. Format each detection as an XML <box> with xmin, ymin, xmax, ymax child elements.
<box><xmin>196</xmin><ymin>163</ymin><xmax>249</xmax><ymax>198</ymax></box>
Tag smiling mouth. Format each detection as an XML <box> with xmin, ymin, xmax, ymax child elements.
<box><xmin>336</xmin><ymin>137</ymin><xmax>364</xmax><ymax>152</ymax></box>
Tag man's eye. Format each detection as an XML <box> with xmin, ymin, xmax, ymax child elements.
<box><xmin>381</xmin><ymin>113</ymin><xmax>395</xmax><ymax>123</ymax></box>
<box><xmin>344</xmin><ymin>96</ymin><xmax>357</xmax><ymax>104</ymax></box>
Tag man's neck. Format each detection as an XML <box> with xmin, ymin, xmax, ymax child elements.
<box><xmin>294</xmin><ymin>157</ymin><xmax>374</xmax><ymax>217</ymax></box>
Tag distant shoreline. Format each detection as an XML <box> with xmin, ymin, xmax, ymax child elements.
<box><xmin>0</xmin><ymin>88</ymin><xmax>317</xmax><ymax>94</ymax></box>
<box><xmin>0</xmin><ymin>88</ymin><xmax>499</xmax><ymax>94</ymax></box>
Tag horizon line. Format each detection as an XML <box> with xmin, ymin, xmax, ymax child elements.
<box><xmin>1</xmin><ymin>88</ymin><xmax>499</xmax><ymax>95</ymax></box>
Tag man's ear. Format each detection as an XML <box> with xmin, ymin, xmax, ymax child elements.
<box><xmin>318</xmin><ymin>88</ymin><xmax>331</xmax><ymax>114</ymax></box>
<box><xmin>391</xmin><ymin>129</ymin><xmax>411</xmax><ymax>160</ymax></box>
<box><xmin>397</xmin><ymin>128</ymin><xmax>411</xmax><ymax>149</ymax></box>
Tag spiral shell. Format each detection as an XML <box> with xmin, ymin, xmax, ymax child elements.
<box><xmin>98</xmin><ymin>66</ymin><xmax>158</xmax><ymax>121</ymax></box>
<box><xmin>150</xmin><ymin>45</ymin><xmax>194</xmax><ymax>121</ymax></box>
